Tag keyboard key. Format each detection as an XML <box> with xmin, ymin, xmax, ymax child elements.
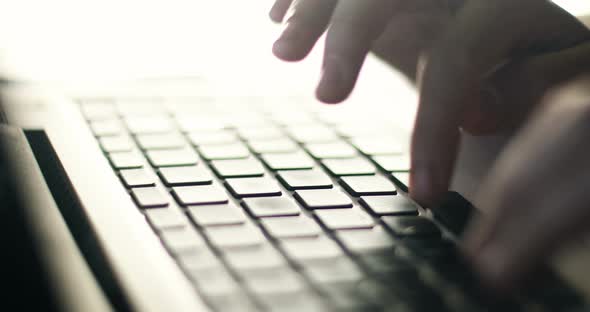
<box><xmin>210</xmin><ymin>158</ymin><xmax>265</xmax><ymax>178</ymax></box>
<box><xmin>359</xmin><ymin>195</ymin><xmax>418</xmax><ymax>216</ymax></box>
<box><xmin>305</xmin><ymin>142</ymin><xmax>357</xmax><ymax>159</ymax></box>
<box><xmin>158</xmin><ymin>166</ymin><xmax>213</xmax><ymax>186</ymax></box>
<box><xmin>124</xmin><ymin>116</ymin><xmax>174</xmax><ymax>134</ymax></box>
<box><xmin>187</xmin><ymin>203</ymin><xmax>247</xmax><ymax>227</ymax></box>
<box><xmin>322</xmin><ymin>157</ymin><xmax>376</xmax><ymax>176</ymax></box>
<box><xmin>261</xmin><ymin>152</ymin><xmax>315</xmax><ymax>171</ymax></box>
<box><xmin>241</xmin><ymin>267</ymin><xmax>306</xmax><ymax>295</ymax></box>
<box><xmin>391</xmin><ymin>172</ymin><xmax>410</xmax><ymax>192</ymax></box>
<box><xmin>172</xmin><ymin>184</ymin><xmax>229</xmax><ymax>206</ymax></box>
<box><xmin>146</xmin><ymin>148</ymin><xmax>198</xmax><ymax>167</ymax></box>
<box><xmin>188</xmin><ymin>267</ymin><xmax>241</xmax><ymax>297</ymax></box>
<box><xmin>287</xmin><ymin>125</ymin><xmax>338</xmax><ymax>143</ymax></box>
<box><xmin>372</xmin><ymin>155</ymin><xmax>410</xmax><ymax>172</ymax></box>
<box><xmin>225</xmin><ymin>177</ymin><xmax>282</xmax><ymax>198</ymax></box>
<box><xmin>242</xmin><ymin>196</ymin><xmax>300</xmax><ymax>218</ymax></box>
<box><xmin>304</xmin><ymin>257</ymin><xmax>364</xmax><ymax>285</ymax></box>
<box><xmin>177</xmin><ymin>248</ymin><xmax>222</xmax><ymax>272</ymax></box>
<box><xmin>144</xmin><ymin>208</ymin><xmax>188</xmax><ymax>229</ymax></box>
<box><xmin>248</xmin><ymin>138</ymin><xmax>298</xmax><ymax>154</ymax></box>
<box><xmin>224</xmin><ymin>244</ymin><xmax>286</xmax><ymax>271</ymax></box>
<box><xmin>340</xmin><ymin>175</ymin><xmax>397</xmax><ymax>196</ymax></box>
<box><xmin>237</xmin><ymin>126</ymin><xmax>283</xmax><ymax>141</ymax></box>
<box><xmin>175</xmin><ymin>115</ymin><xmax>228</xmax><ymax>132</ymax></box>
<box><xmin>115</xmin><ymin>98</ymin><xmax>164</xmax><ymax>116</ymax></box>
<box><xmin>207</xmin><ymin>292</ymin><xmax>259</xmax><ymax>312</ymax></box>
<box><xmin>90</xmin><ymin>119</ymin><xmax>123</xmax><ymax>136</ymax></box>
<box><xmin>160</xmin><ymin>227</ymin><xmax>207</xmax><ymax>254</ymax></box>
<box><xmin>80</xmin><ymin>101</ymin><xmax>116</xmax><ymax>120</ymax></box>
<box><xmin>199</xmin><ymin>143</ymin><xmax>250</xmax><ymax>160</ymax></box>
<box><xmin>136</xmin><ymin>133</ymin><xmax>186</xmax><ymax>150</ymax></box>
<box><xmin>270</xmin><ymin>111</ymin><xmax>316</xmax><ymax>126</ymax></box>
<box><xmin>260</xmin><ymin>215</ymin><xmax>322</xmax><ymax>239</ymax></box>
<box><xmin>314</xmin><ymin>207</ymin><xmax>375</xmax><ymax>230</ymax></box>
<box><xmin>431</xmin><ymin>191</ymin><xmax>477</xmax><ymax>236</ymax></box>
<box><xmin>335</xmin><ymin>226</ymin><xmax>396</xmax><ymax>254</ymax></box>
<box><xmin>109</xmin><ymin>152</ymin><xmax>144</xmax><ymax>169</ymax></box>
<box><xmin>276</xmin><ymin>169</ymin><xmax>332</xmax><ymax>190</ymax></box>
<box><xmin>294</xmin><ymin>189</ymin><xmax>353</xmax><ymax>209</ymax></box>
<box><xmin>382</xmin><ymin>216</ymin><xmax>441</xmax><ymax>238</ymax></box>
<box><xmin>119</xmin><ymin>168</ymin><xmax>155</xmax><ymax>188</ymax></box>
<box><xmin>204</xmin><ymin>223</ymin><xmax>265</xmax><ymax>249</ymax></box>
<box><xmin>351</xmin><ymin>137</ymin><xmax>406</xmax><ymax>155</ymax></box>
<box><xmin>257</xmin><ymin>291</ymin><xmax>327</xmax><ymax>312</ymax></box>
<box><xmin>187</xmin><ymin>131</ymin><xmax>237</xmax><ymax>146</ymax></box>
<box><xmin>99</xmin><ymin>135</ymin><xmax>134</xmax><ymax>152</ymax></box>
<box><xmin>281</xmin><ymin>235</ymin><xmax>344</xmax><ymax>263</ymax></box>
<box><xmin>130</xmin><ymin>187</ymin><xmax>169</xmax><ymax>208</ymax></box>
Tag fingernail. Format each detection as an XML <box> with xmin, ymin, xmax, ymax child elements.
<box><xmin>410</xmin><ymin>167</ymin><xmax>434</xmax><ymax>206</ymax></box>
<box><xmin>316</xmin><ymin>57</ymin><xmax>347</xmax><ymax>104</ymax></box>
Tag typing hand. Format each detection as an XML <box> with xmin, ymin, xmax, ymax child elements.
<box><xmin>464</xmin><ymin>76</ymin><xmax>590</xmax><ymax>290</ymax></box>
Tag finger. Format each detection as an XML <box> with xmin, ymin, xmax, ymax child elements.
<box><xmin>410</xmin><ymin>0</ymin><xmax>590</xmax><ymax>205</ymax></box>
<box><xmin>316</xmin><ymin>0</ymin><xmax>397</xmax><ymax>103</ymax></box>
<box><xmin>464</xmin><ymin>79</ymin><xmax>590</xmax><ymax>290</ymax></box>
<box><xmin>269</xmin><ymin>0</ymin><xmax>294</xmax><ymax>23</ymax></box>
<box><xmin>273</xmin><ymin>0</ymin><xmax>337</xmax><ymax>61</ymax></box>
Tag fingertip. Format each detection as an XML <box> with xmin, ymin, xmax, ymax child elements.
<box><xmin>469</xmin><ymin>243</ymin><xmax>515</xmax><ymax>293</ymax></box>
<box><xmin>272</xmin><ymin>39</ymin><xmax>306</xmax><ymax>62</ymax></box>
<box><xmin>315</xmin><ymin>59</ymin><xmax>354</xmax><ymax>104</ymax></box>
<box><xmin>409</xmin><ymin>167</ymin><xmax>447</xmax><ymax>207</ymax></box>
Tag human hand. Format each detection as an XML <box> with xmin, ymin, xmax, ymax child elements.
<box><xmin>464</xmin><ymin>75</ymin><xmax>590</xmax><ymax>290</ymax></box>
<box><xmin>269</xmin><ymin>0</ymin><xmax>590</xmax><ymax>205</ymax></box>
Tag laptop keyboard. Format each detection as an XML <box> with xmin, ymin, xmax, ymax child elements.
<box><xmin>80</xmin><ymin>97</ymin><xmax>585</xmax><ymax>312</ymax></box>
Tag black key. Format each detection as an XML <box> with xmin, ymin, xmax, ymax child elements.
<box><xmin>242</xmin><ymin>196</ymin><xmax>300</xmax><ymax>217</ymax></box>
<box><xmin>136</xmin><ymin>133</ymin><xmax>186</xmax><ymax>150</ymax></box>
<box><xmin>359</xmin><ymin>195</ymin><xmax>419</xmax><ymax>216</ymax></box>
<box><xmin>160</xmin><ymin>227</ymin><xmax>207</xmax><ymax>254</ymax></box>
<box><xmin>109</xmin><ymin>152</ymin><xmax>144</xmax><ymax>169</ymax></box>
<box><xmin>187</xmin><ymin>131</ymin><xmax>237</xmax><ymax>146</ymax></box>
<box><xmin>248</xmin><ymin>138</ymin><xmax>298</xmax><ymax>154</ymax></box>
<box><xmin>305</xmin><ymin>142</ymin><xmax>357</xmax><ymax>159</ymax></box>
<box><xmin>204</xmin><ymin>223</ymin><xmax>265</xmax><ymax>249</ymax></box>
<box><xmin>335</xmin><ymin>226</ymin><xmax>396</xmax><ymax>254</ymax></box>
<box><xmin>277</xmin><ymin>169</ymin><xmax>333</xmax><ymax>190</ymax></box>
<box><xmin>431</xmin><ymin>191</ymin><xmax>477</xmax><ymax>236</ymax></box>
<box><xmin>144</xmin><ymin>208</ymin><xmax>188</xmax><ymax>229</ymax></box>
<box><xmin>351</xmin><ymin>137</ymin><xmax>406</xmax><ymax>155</ymax></box>
<box><xmin>322</xmin><ymin>157</ymin><xmax>376</xmax><ymax>176</ymax></box>
<box><xmin>198</xmin><ymin>143</ymin><xmax>250</xmax><ymax>160</ymax></box>
<box><xmin>340</xmin><ymin>175</ymin><xmax>397</xmax><ymax>196</ymax></box>
<box><xmin>224</xmin><ymin>244</ymin><xmax>286</xmax><ymax>271</ymax></box>
<box><xmin>261</xmin><ymin>152</ymin><xmax>315</xmax><ymax>171</ymax></box>
<box><xmin>280</xmin><ymin>235</ymin><xmax>344</xmax><ymax>263</ymax></box>
<box><xmin>187</xmin><ymin>203</ymin><xmax>247</xmax><ymax>227</ymax></box>
<box><xmin>372</xmin><ymin>155</ymin><xmax>410</xmax><ymax>172</ymax></box>
<box><xmin>260</xmin><ymin>215</ymin><xmax>322</xmax><ymax>239</ymax></box>
<box><xmin>172</xmin><ymin>184</ymin><xmax>229</xmax><ymax>206</ymax></box>
<box><xmin>124</xmin><ymin>116</ymin><xmax>174</xmax><ymax>134</ymax></box>
<box><xmin>158</xmin><ymin>166</ymin><xmax>213</xmax><ymax>186</ymax></box>
<box><xmin>130</xmin><ymin>187</ymin><xmax>169</xmax><ymax>208</ymax></box>
<box><xmin>294</xmin><ymin>189</ymin><xmax>353</xmax><ymax>209</ymax></box>
<box><xmin>99</xmin><ymin>135</ymin><xmax>134</xmax><ymax>152</ymax></box>
<box><xmin>314</xmin><ymin>207</ymin><xmax>375</xmax><ymax>230</ymax></box>
<box><xmin>210</xmin><ymin>158</ymin><xmax>265</xmax><ymax>178</ymax></box>
<box><xmin>382</xmin><ymin>216</ymin><xmax>441</xmax><ymax>238</ymax></box>
<box><xmin>146</xmin><ymin>148</ymin><xmax>198</xmax><ymax>167</ymax></box>
<box><xmin>119</xmin><ymin>168</ymin><xmax>155</xmax><ymax>188</ymax></box>
<box><xmin>225</xmin><ymin>177</ymin><xmax>282</xmax><ymax>198</ymax></box>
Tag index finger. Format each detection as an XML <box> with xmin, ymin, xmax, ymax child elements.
<box><xmin>410</xmin><ymin>0</ymin><xmax>589</xmax><ymax>205</ymax></box>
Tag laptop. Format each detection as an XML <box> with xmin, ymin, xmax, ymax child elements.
<box><xmin>1</xmin><ymin>3</ymin><xmax>590</xmax><ymax>312</ymax></box>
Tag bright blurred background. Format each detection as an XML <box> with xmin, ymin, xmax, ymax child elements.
<box><xmin>0</xmin><ymin>0</ymin><xmax>588</xmax><ymax>127</ymax></box>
